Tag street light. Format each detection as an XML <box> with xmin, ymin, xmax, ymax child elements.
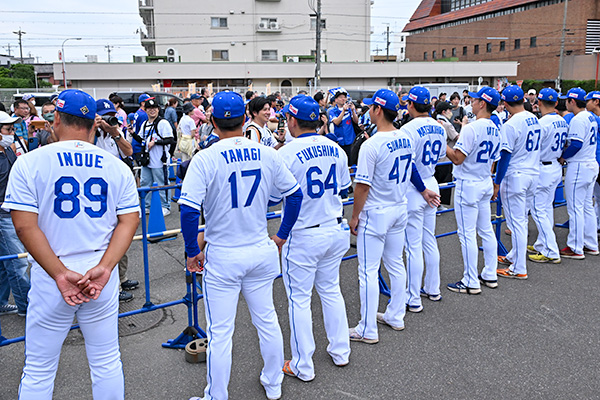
<box><xmin>61</xmin><ymin>37</ymin><xmax>82</xmax><ymax>89</ymax></box>
<box><xmin>593</xmin><ymin>47</ymin><xmax>600</xmax><ymax>90</ymax></box>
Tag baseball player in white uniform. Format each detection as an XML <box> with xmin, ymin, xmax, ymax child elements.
<box><xmin>558</xmin><ymin>87</ymin><xmax>599</xmax><ymax>259</ymax></box>
<box><xmin>273</xmin><ymin>95</ymin><xmax>352</xmax><ymax>381</ymax></box>
<box><xmin>400</xmin><ymin>86</ymin><xmax>445</xmax><ymax>311</ymax></box>
<box><xmin>445</xmin><ymin>87</ymin><xmax>501</xmax><ymax>294</ymax></box>
<box><xmin>493</xmin><ymin>85</ymin><xmax>540</xmax><ymax>279</ymax></box>
<box><xmin>584</xmin><ymin>91</ymin><xmax>600</xmax><ymax>229</ymax></box>
<box><xmin>245</xmin><ymin>96</ymin><xmax>284</xmax><ymax>149</ymax></box>
<box><xmin>179</xmin><ymin>92</ymin><xmax>302</xmax><ymax>400</ymax></box>
<box><xmin>2</xmin><ymin>89</ymin><xmax>140</xmax><ymax>400</ymax></box>
<box><xmin>527</xmin><ymin>88</ymin><xmax>567</xmax><ymax>263</ymax></box>
<box><xmin>349</xmin><ymin>89</ymin><xmax>439</xmax><ymax>343</ymax></box>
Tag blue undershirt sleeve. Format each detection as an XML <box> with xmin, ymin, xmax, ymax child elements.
<box><xmin>561</xmin><ymin>139</ymin><xmax>582</xmax><ymax>159</ymax></box>
<box><xmin>339</xmin><ymin>188</ymin><xmax>349</xmax><ymax>199</ymax></box>
<box><xmin>276</xmin><ymin>187</ymin><xmax>303</xmax><ymax>240</ymax></box>
<box><xmin>180</xmin><ymin>204</ymin><xmax>201</xmax><ymax>258</ymax></box>
<box><xmin>410</xmin><ymin>163</ymin><xmax>426</xmax><ymax>193</ymax></box>
<box><xmin>495</xmin><ymin>150</ymin><xmax>512</xmax><ymax>184</ymax></box>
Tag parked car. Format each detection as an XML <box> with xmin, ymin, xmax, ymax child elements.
<box><xmin>112</xmin><ymin>91</ymin><xmax>184</xmax><ymax>119</ymax></box>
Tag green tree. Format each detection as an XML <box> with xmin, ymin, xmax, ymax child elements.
<box><xmin>9</xmin><ymin>64</ymin><xmax>35</xmax><ymax>86</ymax></box>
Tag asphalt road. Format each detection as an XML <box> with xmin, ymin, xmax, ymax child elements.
<box><xmin>1</xmin><ymin>202</ymin><xmax>599</xmax><ymax>400</ymax></box>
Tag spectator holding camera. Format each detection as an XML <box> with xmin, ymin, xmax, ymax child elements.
<box><xmin>328</xmin><ymin>87</ymin><xmax>359</xmax><ymax>159</ymax></box>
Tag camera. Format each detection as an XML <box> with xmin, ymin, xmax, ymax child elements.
<box><xmin>102</xmin><ymin>115</ymin><xmax>119</xmax><ymax>126</ymax></box>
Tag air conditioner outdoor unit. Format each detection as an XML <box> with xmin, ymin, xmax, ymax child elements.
<box><xmin>287</xmin><ymin>56</ymin><xmax>299</xmax><ymax>62</ymax></box>
<box><xmin>270</xmin><ymin>22</ymin><xmax>279</xmax><ymax>29</ymax></box>
<box><xmin>166</xmin><ymin>47</ymin><xmax>178</xmax><ymax>62</ymax></box>
<box><xmin>259</xmin><ymin>21</ymin><xmax>268</xmax><ymax>29</ymax></box>
<box><xmin>134</xmin><ymin>56</ymin><xmax>146</xmax><ymax>63</ymax></box>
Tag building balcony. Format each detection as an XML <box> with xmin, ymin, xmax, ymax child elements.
<box><xmin>140</xmin><ymin>28</ymin><xmax>155</xmax><ymax>43</ymax></box>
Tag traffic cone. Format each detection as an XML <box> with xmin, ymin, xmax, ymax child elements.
<box><xmin>148</xmin><ymin>182</ymin><xmax>177</xmax><ymax>243</ymax></box>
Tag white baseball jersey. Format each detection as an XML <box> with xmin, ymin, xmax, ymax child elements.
<box><xmin>400</xmin><ymin>117</ymin><xmax>446</xmax><ymax>179</ymax></box>
<box><xmin>273</xmin><ymin>133</ymin><xmax>351</xmax><ymax>230</ymax></box>
<box><xmin>245</xmin><ymin>121</ymin><xmax>278</xmax><ymax>148</ymax></box>
<box><xmin>178</xmin><ymin>136</ymin><xmax>299</xmax><ymax>247</ymax></box>
<box><xmin>500</xmin><ymin>110</ymin><xmax>541</xmax><ymax>175</ymax></box>
<box><xmin>567</xmin><ymin>110</ymin><xmax>598</xmax><ymax>163</ymax></box>
<box><xmin>453</xmin><ymin>118</ymin><xmax>501</xmax><ymax>181</ymax></box>
<box><xmin>538</xmin><ymin>113</ymin><xmax>568</xmax><ymax>162</ymax></box>
<box><xmin>354</xmin><ymin>129</ymin><xmax>414</xmax><ymax>210</ymax></box>
<box><xmin>95</xmin><ymin>130</ymin><xmax>128</xmax><ymax>159</ymax></box>
<box><xmin>2</xmin><ymin>140</ymin><xmax>140</xmax><ymax>258</ymax></box>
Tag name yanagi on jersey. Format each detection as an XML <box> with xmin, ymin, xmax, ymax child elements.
<box><xmin>295</xmin><ymin>144</ymin><xmax>340</xmax><ymax>164</ymax></box>
<box><xmin>220</xmin><ymin>148</ymin><xmax>261</xmax><ymax>164</ymax></box>
<box><xmin>56</xmin><ymin>152</ymin><xmax>104</xmax><ymax>169</ymax></box>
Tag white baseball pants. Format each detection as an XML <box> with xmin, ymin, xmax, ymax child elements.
<box><xmin>405</xmin><ymin>176</ymin><xmax>441</xmax><ymax>306</ymax></box>
<box><xmin>19</xmin><ymin>253</ymin><xmax>123</xmax><ymax>400</ymax></box>
<box><xmin>565</xmin><ymin>161</ymin><xmax>599</xmax><ymax>254</ymax></box>
<box><xmin>593</xmin><ymin>181</ymin><xmax>600</xmax><ymax>228</ymax></box>
<box><xmin>527</xmin><ymin>161</ymin><xmax>562</xmax><ymax>258</ymax></box>
<box><xmin>355</xmin><ymin>204</ymin><xmax>407</xmax><ymax>340</ymax></box>
<box><xmin>500</xmin><ymin>172</ymin><xmax>538</xmax><ymax>275</ymax></box>
<box><xmin>201</xmin><ymin>239</ymin><xmax>284</xmax><ymax>400</ymax></box>
<box><xmin>281</xmin><ymin>223</ymin><xmax>350</xmax><ymax>380</ymax></box>
<box><xmin>454</xmin><ymin>178</ymin><xmax>497</xmax><ymax>288</ymax></box>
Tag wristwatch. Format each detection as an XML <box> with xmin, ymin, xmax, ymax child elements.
<box><xmin>114</xmin><ymin>134</ymin><xmax>121</xmax><ymax>141</ymax></box>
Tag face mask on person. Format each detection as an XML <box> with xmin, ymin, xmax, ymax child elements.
<box><xmin>0</xmin><ymin>134</ymin><xmax>15</xmax><ymax>148</ymax></box>
<box><xmin>43</xmin><ymin>113</ymin><xmax>55</xmax><ymax>122</ymax></box>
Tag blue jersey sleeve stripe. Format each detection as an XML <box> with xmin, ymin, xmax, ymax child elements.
<box><xmin>341</xmin><ymin>180</ymin><xmax>352</xmax><ymax>190</ymax></box>
<box><xmin>116</xmin><ymin>204</ymin><xmax>140</xmax><ymax>211</ymax></box>
<box><xmin>178</xmin><ymin>197</ymin><xmax>203</xmax><ymax>210</ymax></box>
<box><xmin>280</xmin><ymin>183</ymin><xmax>300</xmax><ymax>198</ymax></box>
<box><xmin>353</xmin><ymin>177</ymin><xmax>371</xmax><ymax>186</ymax></box>
<box><xmin>454</xmin><ymin>145</ymin><xmax>469</xmax><ymax>156</ymax></box>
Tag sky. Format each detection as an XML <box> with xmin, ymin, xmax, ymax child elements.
<box><xmin>0</xmin><ymin>0</ymin><xmax>419</xmax><ymax>63</ymax></box>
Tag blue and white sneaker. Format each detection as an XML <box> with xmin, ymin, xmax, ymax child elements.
<box><xmin>406</xmin><ymin>304</ymin><xmax>423</xmax><ymax>313</ymax></box>
<box><xmin>447</xmin><ymin>281</ymin><xmax>482</xmax><ymax>295</ymax></box>
<box><xmin>420</xmin><ymin>288</ymin><xmax>442</xmax><ymax>302</ymax></box>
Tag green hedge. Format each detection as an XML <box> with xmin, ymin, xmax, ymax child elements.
<box><xmin>0</xmin><ymin>77</ymin><xmax>31</xmax><ymax>88</ymax></box>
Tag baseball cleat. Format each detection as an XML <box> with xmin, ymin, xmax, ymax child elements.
<box><xmin>526</xmin><ymin>245</ymin><xmax>538</xmax><ymax>254</ymax></box>
<box><xmin>406</xmin><ymin>304</ymin><xmax>423</xmax><ymax>313</ymax></box>
<box><xmin>447</xmin><ymin>281</ymin><xmax>481</xmax><ymax>295</ymax></box>
<box><xmin>478</xmin><ymin>274</ymin><xmax>498</xmax><ymax>288</ymax></box>
<box><xmin>282</xmin><ymin>360</ymin><xmax>314</xmax><ymax>382</ymax></box>
<box><xmin>583</xmin><ymin>247</ymin><xmax>599</xmax><ymax>255</ymax></box>
<box><xmin>349</xmin><ymin>328</ymin><xmax>378</xmax><ymax>344</ymax></box>
<box><xmin>376</xmin><ymin>312</ymin><xmax>405</xmax><ymax>331</ymax></box>
<box><xmin>497</xmin><ymin>256</ymin><xmax>512</xmax><ymax>266</ymax></box>
<box><xmin>496</xmin><ymin>268</ymin><xmax>528</xmax><ymax>279</ymax></box>
<box><xmin>420</xmin><ymin>288</ymin><xmax>442</xmax><ymax>301</ymax></box>
<box><xmin>528</xmin><ymin>254</ymin><xmax>561</xmax><ymax>264</ymax></box>
<box><xmin>560</xmin><ymin>246</ymin><xmax>585</xmax><ymax>259</ymax></box>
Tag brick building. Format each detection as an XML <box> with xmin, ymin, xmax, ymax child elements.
<box><xmin>403</xmin><ymin>0</ymin><xmax>600</xmax><ymax>81</ymax></box>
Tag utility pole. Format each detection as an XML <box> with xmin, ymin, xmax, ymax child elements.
<box><xmin>385</xmin><ymin>25</ymin><xmax>391</xmax><ymax>62</ymax></box>
<box><xmin>314</xmin><ymin>0</ymin><xmax>322</xmax><ymax>89</ymax></box>
<box><xmin>12</xmin><ymin>28</ymin><xmax>26</xmax><ymax>63</ymax></box>
<box><xmin>105</xmin><ymin>45</ymin><xmax>113</xmax><ymax>63</ymax></box>
<box><xmin>557</xmin><ymin>0</ymin><xmax>569</xmax><ymax>92</ymax></box>
<box><xmin>4</xmin><ymin>43</ymin><xmax>13</xmax><ymax>56</ymax></box>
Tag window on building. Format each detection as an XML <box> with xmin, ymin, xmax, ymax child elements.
<box><xmin>452</xmin><ymin>47</ymin><xmax>457</xmax><ymax>57</ymax></box>
<box><xmin>500</xmin><ymin>41</ymin><xmax>506</xmax><ymax>51</ymax></box>
<box><xmin>211</xmin><ymin>17</ymin><xmax>228</xmax><ymax>28</ymax></box>
<box><xmin>401</xmin><ymin>47</ymin><xmax>404</xmax><ymax>54</ymax></box>
<box><xmin>432</xmin><ymin>50</ymin><xmax>437</xmax><ymax>59</ymax></box>
<box><xmin>514</xmin><ymin>38</ymin><xmax>521</xmax><ymax>49</ymax></box>
<box><xmin>530</xmin><ymin>36</ymin><xmax>537</xmax><ymax>48</ymax></box>
<box><xmin>212</xmin><ymin>50</ymin><xmax>229</xmax><ymax>61</ymax></box>
<box><xmin>261</xmin><ymin>50</ymin><xmax>278</xmax><ymax>61</ymax></box>
<box><xmin>463</xmin><ymin>46</ymin><xmax>467</xmax><ymax>55</ymax></box>
<box><xmin>310</xmin><ymin>17</ymin><xmax>327</xmax><ymax>30</ymax></box>
<box><xmin>486</xmin><ymin>43</ymin><xmax>492</xmax><ymax>53</ymax></box>
<box><xmin>310</xmin><ymin>49</ymin><xmax>327</xmax><ymax>61</ymax></box>
<box><xmin>474</xmin><ymin>44</ymin><xmax>479</xmax><ymax>54</ymax></box>
<box><xmin>424</xmin><ymin>51</ymin><xmax>428</xmax><ymax>60</ymax></box>
<box><xmin>442</xmin><ymin>49</ymin><xmax>447</xmax><ymax>58</ymax></box>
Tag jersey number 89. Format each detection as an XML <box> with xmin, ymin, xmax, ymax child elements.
<box><xmin>54</xmin><ymin>176</ymin><xmax>108</xmax><ymax>219</ymax></box>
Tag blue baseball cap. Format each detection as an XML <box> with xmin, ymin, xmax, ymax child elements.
<box><xmin>282</xmin><ymin>95</ymin><xmax>320</xmax><ymax>121</ymax></box>
<box><xmin>127</xmin><ymin>112</ymin><xmax>135</xmax><ymax>122</ymax></box>
<box><xmin>95</xmin><ymin>99</ymin><xmax>117</xmax><ymax>116</ymax></box>
<box><xmin>500</xmin><ymin>85</ymin><xmax>524</xmax><ymax>102</ymax></box>
<box><xmin>468</xmin><ymin>87</ymin><xmax>500</xmax><ymax>107</ymax></box>
<box><xmin>329</xmin><ymin>87</ymin><xmax>348</xmax><ymax>98</ymax></box>
<box><xmin>50</xmin><ymin>93</ymin><xmax>59</xmax><ymax>102</ymax></box>
<box><xmin>211</xmin><ymin>91</ymin><xmax>245</xmax><ymax>119</ymax></box>
<box><xmin>401</xmin><ymin>86</ymin><xmax>431</xmax><ymax>105</ymax></box>
<box><xmin>363</xmin><ymin>89</ymin><xmax>401</xmax><ymax>111</ymax></box>
<box><xmin>190</xmin><ymin>93</ymin><xmax>202</xmax><ymax>100</ymax></box>
<box><xmin>138</xmin><ymin>93</ymin><xmax>151</xmax><ymax>104</ymax></box>
<box><xmin>567</xmin><ymin>87</ymin><xmax>587</xmax><ymax>102</ymax></box>
<box><xmin>585</xmin><ymin>91</ymin><xmax>600</xmax><ymax>101</ymax></box>
<box><xmin>55</xmin><ymin>89</ymin><xmax>96</xmax><ymax>120</ymax></box>
<box><xmin>538</xmin><ymin>88</ymin><xmax>559</xmax><ymax>102</ymax></box>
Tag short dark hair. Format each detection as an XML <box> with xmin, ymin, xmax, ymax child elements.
<box><xmin>410</xmin><ymin>101</ymin><xmax>432</xmax><ymax>114</ymax></box>
<box><xmin>109</xmin><ymin>94</ymin><xmax>124</xmax><ymax>105</ymax></box>
<box><xmin>168</xmin><ymin>97</ymin><xmax>178</xmax><ymax>106</ymax></box>
<box><xmin>0</xmin><ymin>101</ymin><xmax>5</xmax><ymax>112</ymax></box>
<box><xmin>373</xmin><ymin>104</ymin><xmax>398</xmax><ymax>123</ymax></box>
<box><xmin>523</xmin><ymin>101</ymin><xmax>533</xmax><ymax>112</ymax></box>
<box><xmin>290</xmin><ymin>115</ymin><xmax>320</xmax><ymax>131</ymax></box>
<box><xmin>41</xmin><ymin>102</ymin><xmax>55</xmax><ymax>112</ymax></box>
<box><xmin>266</xmin><ymin>95</ymin><xmax>277</xmax><ymax>105</ymax></box>
<box><xmin>505</xmin><ymin>99</ymin><xmax>524</xmax><ymax>107</ymax></box>
<box><xmin>313</xmin><ymin>92</ymin><xmax>324</xmax><ymax>103</ymax></box>
<box><xmin>201</xmin><ymin>88</ymin><xmax>208</xmax><ymax>96</ymax></box>
<box><xmin>484</xmin><ymin>101</ymin><xmax>496</xmax><ymax>114</ymax></box>
<box><xmin>58</xmin><ymin>111</ymin><xmax>94</xmax><ymax>131</ymax></box>
<box><xmin>556</xmin><ymin>98</ymin><xmax>567</xmax><ymax>112</ymax></box>
<box><xmin>450</xmin><ymin>92</ymin><xmax>460</xmax><ymax>101</ymax></box>
<box><xmin>568</xmin><ymin>98</ymin><xmax>586</xmax><ymax>109</ymax></box>
<box><xmin>245</xmin><ymin>90</ymin><xmax>254</xmax><ymax>100</ymax></box>
<box><xmin>540</xmin><ymin>99</ymin><xmax>557</xmax><ymax>108</ymax></box>
<box><xmin>248</xmin><ymin>97</ymin><xmax>270</xmax><ymax>119</ymax></box>
<box><xmin>211</xmin><ymin>115</ymin><xmax>245</xmax><ymax>132</ymax></box>
<box><xmin>13</xmin><ymin>99</ymin><xmax>28</xmax><ymax>109</ymax></box>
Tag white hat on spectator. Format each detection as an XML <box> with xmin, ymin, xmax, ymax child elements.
<box><xmin>0</xmin><ymin>111</ymin><xmax>22</xmax><ymax>124</ymax></box>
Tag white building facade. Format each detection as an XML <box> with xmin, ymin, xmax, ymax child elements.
<box><xmin>138</xmin><ymin>0</ymin><xmax>372</xmax><ymax>63</ymax></box>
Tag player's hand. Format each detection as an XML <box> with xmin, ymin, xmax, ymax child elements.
<box><xmin>492</xmin><ymin>183</ymin><xmax>500</xmax><ymax>201</ymax></box>
<box><xmin>421</xmin><ymin>189</ymin><xmax>441</xmax><ymax>208</ymax></box>
<box><xmin>349</xmin><ymin>216</ymin><xmax>359</xmax><ymax>236</ymax></box>
<box><xmin>270</xmin><ymin>234</ymin><xmax>286</xmax><ymax>252</ymax></box>
<box><xmin>56</xmin><ymin>270</ymin><xmax>90</xmax><ymax>306</ymax></box>
<box><xmin>558</xmin><ymin>157</ymin><xmax>566</xmax><ymax>166</ymax></box>
<box><xmin>187</xmin><ymin>252</ymin><xmax>205</xmax><ymax>273</ymax></box>
<box><xmin>78</xmin><ymin>265</ymin><xmax>112</xmax><ymax>300</ymax></box>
